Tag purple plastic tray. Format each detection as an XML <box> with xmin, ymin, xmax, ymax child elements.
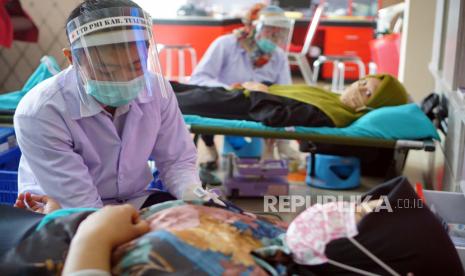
<box><xmin>234</xmin><ymin>159</ymin><xmax>288</xmax><ymax>177</ymax></box>
<box><xmin>225</xmin><ymin>176</ymin><xmax>289</xmax><ymax>197</ymax></box>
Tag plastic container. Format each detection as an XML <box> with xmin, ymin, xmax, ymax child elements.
<box><xmin>369</xmin><ymin>33</ymin><xmax>401</xmax><ymax>77</ymax></box>
<box><xmin>0</xmin><ymin>146</ymin><xmax>21</xmax><ymax>171</ymax></box>
<box><xmin>225</xmin><ymin>157</ymin><xmax>289</xmax><ymax>197</ymax></box>
<box><xmin>235</xmin><ymin>159</ymin><xmax>288</xmax><ymax>177</ymax></box>
<box><xmin>0</xmin><ymin>170</ymin><xmax>18</xmax><ymax>205</ymax></box>
<box><xmin>306</xmin><ymin>154</ymin><xmax>360</xmax><ymax>190</ymax></box>
<box><xmin>148</xmin><ymin>169</ymin><xmax>166</xmax><ymax>191</ymax></box>
<box><xmin>0</xmin><ymin>146</ymin><xmax>21</xmax><ymax>205</ymax></box>
<box><xmin>222</xmin><ymin>136</ymin><xmax>263</xmax><ymax>158</ymax></box>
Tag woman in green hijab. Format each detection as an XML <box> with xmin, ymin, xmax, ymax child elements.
<box><xmin>173</xmin><ymin>74</ymin><xmax>409</xmax><ymax>128</ymax></box>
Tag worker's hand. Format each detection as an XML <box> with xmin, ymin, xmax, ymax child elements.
<box><xmin>181</xmin><ymin>186</ymin><xmax>257</xmax><ymax>218</ymax></box>
<box><xmin>75</xmin><ymin>204</ymin><xmax>150</xmax><ymax>249</ymax></box>
<box><xmin>241</xmin><ymin>81</ymin><xmax>269</xmax><ymax>93</ymax></box>
<box><xmin>181</xmin><ymin>185</ymin><xmax>225</xmax><ymax>206</ymax></box>
<box><xmin>14</xmin><ymin>192</ymin><xmax>61</xmax><ymax>214</ymax></box>
<box><xmin>230</xmin><ymin>83</ymin><xmax>243</xmax><ymax>89</ymax></box>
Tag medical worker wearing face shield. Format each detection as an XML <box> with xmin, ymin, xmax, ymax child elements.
<box><xmin>13</xmin><ymin>0</ymin><xmax>217</xmax><ymax>209</ymax></box>
<box><xmin>189</xmin><ymin>4</ymin><xmax>300</xmax><ymax>166</ymax></box>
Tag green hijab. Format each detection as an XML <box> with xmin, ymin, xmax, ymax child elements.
<box><xmin>265</xmin><ymin>74</ymin><xmax>409</xmax><ymax>127</ymax></box>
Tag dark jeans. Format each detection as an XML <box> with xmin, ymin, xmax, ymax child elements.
<box><xmin>202</xmin><ymin>135</ymin><xmax>215</xmax><ymax>147</ymax></box>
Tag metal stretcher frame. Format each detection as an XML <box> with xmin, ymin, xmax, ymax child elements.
<box><xmin>186</xmin><ymin>123</ymin><xmax>436</xmax><ymax>152</ymax></box>
<box><xmin>1</xmin><ymin>111</ymin><xmax>436</xmax><ymax>151</ymax></box>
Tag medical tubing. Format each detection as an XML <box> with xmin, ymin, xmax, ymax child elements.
<box><xmin>348</xmin><ymin>237</ymin><xmax>401</xmax><ymax>276</ymax></box>
<box><xmin>327</xmin><ymin>259</ymin><xmax>381</xmax><ymax>276</ymax></box>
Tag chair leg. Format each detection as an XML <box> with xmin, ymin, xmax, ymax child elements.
<box><xmin>369</xmin><ymin>62</ymin><xmax>377</xmax><ymax>75</ymax></box>
<box><xmin>312</xmin><ymin>59</ymin><xmax>322</xmax><ymax>83</ymax></box>
<box><xmin>166</xmin><ymin>49</ymin><xmax>172</xmax><ymax>80</ymax></box>
<box><xmin>338</xmin><ymin>62</ymin><xmax>346</xmax><ymax>91</ymax></box>
<box><xmin>188</xmin><ymin>47</ymin><xmax>198</xmax><ymax>72</ymax></box>
<box><xmin>331</xmin><ymin>60</ymin><xmax>340</xmax><ymax>92</ymax></box>
<box><xmin>178</xmin><ymin>49</ymin><xmax>186</xmax><ymax>82</ymax></box>
<box><xmin>297</xmin><ymin>56</ymin><xmax>314</xmax><ymax>85</ymax></box>
<box><xmin>355</xmin><ymin>59</ymin><xmax>366</xmax><ymax>79</ymax></box>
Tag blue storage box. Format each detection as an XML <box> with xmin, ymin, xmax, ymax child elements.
<box><xmin>0</xmin><ymin>127</ymin><xmax>15</xmax><ymax>142</ymax></box>
<box><xmin>0</xmin><ymin>146</ymin><xmax>21</xmax><ymax>171</ymax></box>
<box><xmin>306</xmin><ymin>154</ymin><xmax>360</xmax><ymax>190</ymax></box>
<box><xmin>0</xmin><ymin>144</ymin><xmax>21</xmax><ymax>205</ymax></box>
<box><xmin>0</xmin><ymin>170</ymin><xmax>18</xmax><ymax>205</ymax></box>
<box><xmin>222</xmin><ymin>136</ymin><xmax>263</xmax><ymax>158</ymax></box>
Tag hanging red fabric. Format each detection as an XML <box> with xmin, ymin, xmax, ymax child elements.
<box><xmin>0</xmin><ymin>0</ymin><xmax>39</xmax><ymax>48</ymax></box>
<box><xmin>0</xmin><ymin>0</ymin><xmax>13</xmax><ymax>48</ymax></box>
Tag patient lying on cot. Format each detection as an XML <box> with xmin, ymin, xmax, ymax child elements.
<box><xmin>1</xmin><ymin>177</ymin><xmax>463</xmax><ymax>275</ymax></box>
<box><xmin>173</xmin><ymin>74</ymin><xmax>409</xmax><ymax>128</ymax></box>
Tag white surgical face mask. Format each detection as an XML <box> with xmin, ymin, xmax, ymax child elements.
<box><xmin>85</xmin><ymin>75</ymin><xmax>146</xmax><ymax>107</ymax></box>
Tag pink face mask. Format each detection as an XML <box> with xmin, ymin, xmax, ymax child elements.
<box><xmin>286</xmin><ymin>202</ymin><xmax>400</xmax><ymax>276</ymax></box>
<box><xmin>286</xmin><ymin>201</ymin><xmax>358</xmax><ymax>265</ymax></box>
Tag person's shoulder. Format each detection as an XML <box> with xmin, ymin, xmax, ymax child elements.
<box><xmin>15</xmin><ymin>68</ymin><xmax>71</xmax><ymax>119</ymax></box>
<box><xmin>212</xmin><ymin>33</ymin><xmax>238</xmax><ymax>47</ymax></box>
<box><xmin>271</xmin><ymin>48</ymin><xmax>288</xmax><ymax>61</ymax></box>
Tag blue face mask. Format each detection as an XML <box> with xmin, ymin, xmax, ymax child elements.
<box><xmin>256</xmin><ymin>38</ymin><xmax>277</xmax><ymax>54</ymax></box>
<box><xmin>85</xmin><ymin>75</ymin><xmax>146</xmax><ymax>107</ymax></box>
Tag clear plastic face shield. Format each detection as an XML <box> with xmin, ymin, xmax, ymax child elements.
<box><xmin>254</xmin><ymin>15</ymin><xmax>294</xmax><ymax>53</ymax></box>
<box><xmin>66</xmin><ymin>7</ymin><xmax>167</xmax><ymax>107</ymax></box>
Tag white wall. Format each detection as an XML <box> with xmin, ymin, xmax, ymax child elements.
<box><xmin>398</xmin><ymin>0</ymin><xmax>436</xmax><ymax>102</ymax></box>
<box><xmin>0</xmin><ymin>0</ymin><xmax>81</xmax><ymax>94</ymax></box>
<box><xmin>135</xmin><ymin>0</ymin><xmax>267</xmax><ymax>18</ymax></box>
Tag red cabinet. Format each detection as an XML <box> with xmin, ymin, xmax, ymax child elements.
<box><xmin>292</xmin><ymin>18</ymin><xmax>376</xmax><ymax>81</ymax></box>
<box><xmin>153</xmin><ymin>18</ymin><xmax>242</xmax><ymax>77</ymax></box>
<box><xmin>320</xmin><ymin>25</ymin><xmax>375</xmax><ymax>80</ymax></box>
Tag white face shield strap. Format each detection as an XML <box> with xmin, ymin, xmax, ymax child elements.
<box><xmin>66</xmin><ymin>7</ymin><xmax>168</xmax><ymax>105</ymax></box>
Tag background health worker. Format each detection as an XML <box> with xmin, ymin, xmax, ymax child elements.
<box><xmin>189</xmin><ymin>4</ymin><xmax>299</xmax><ymax>166</ymax></box>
